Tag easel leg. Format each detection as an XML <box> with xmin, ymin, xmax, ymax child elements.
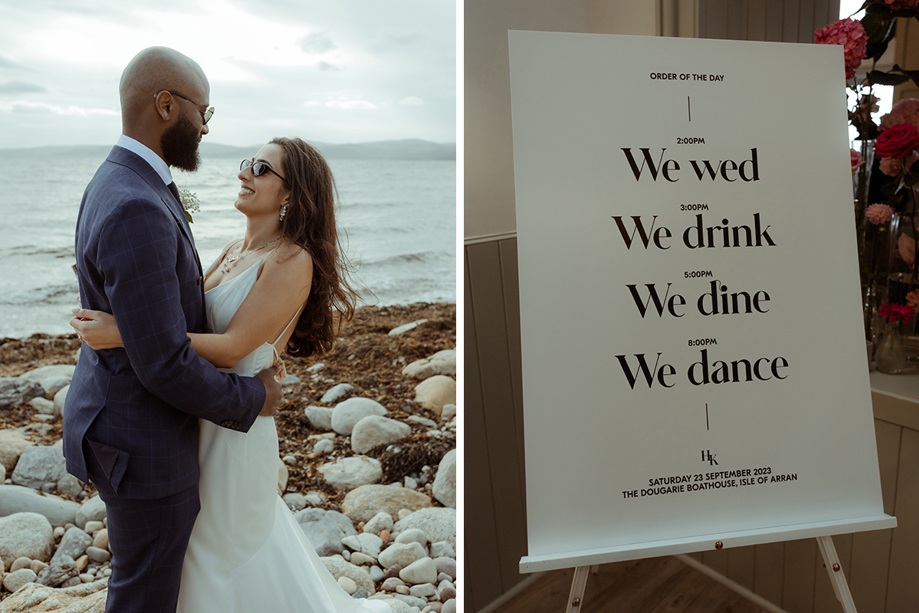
<box><xmin>565</xmin><ymin>566</ymin><xmax>590</xmax><ymax>613</ymax></box>
<box><xmin>816</xmin><ymin>536</ymin><xmax>858</xmax><ymax>613</ymax></box>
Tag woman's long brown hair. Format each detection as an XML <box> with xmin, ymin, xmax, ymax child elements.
<box><xmin>271</xmin><ymin>137</ymin><xmax>358</xmax><ymax>358</ymax></box>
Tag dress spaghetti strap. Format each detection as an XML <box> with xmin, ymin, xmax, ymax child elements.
<box><xmin>271</xmin><ymin>305</ymin><xmax>304</xmax><ymax>361</ymax></box>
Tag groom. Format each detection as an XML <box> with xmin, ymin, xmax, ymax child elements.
<box><xmin>64</xmin><ymin>47</ymin><xmax>282</xmax><ymax>613</ymax></box>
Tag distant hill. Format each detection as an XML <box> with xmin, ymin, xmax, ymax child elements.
<box><xmin>0</xmin><ymin>139</ymin><xmax>455</xmax><ymax>161</ymax></box>
<box><xmin>201</xmin><ymin>139</ymin><xmax>455</xmax><ymax>161</ymax></box>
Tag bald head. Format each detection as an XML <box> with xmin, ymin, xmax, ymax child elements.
<box><xmin>119</xmin><ymin>47</ymin><xmax>209</xmax><ymax>130</ymax></box>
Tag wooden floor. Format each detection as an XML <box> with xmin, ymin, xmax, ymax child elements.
<box><xmin>500</xmin><ymin>556</ymin><xmax>772</xmax><ymax>613</ymax></box>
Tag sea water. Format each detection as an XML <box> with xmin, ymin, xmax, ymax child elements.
<box><xmin>0</xmin><ymin>146</ymin><xmax>455</xmax><ymax>338</ymax></box>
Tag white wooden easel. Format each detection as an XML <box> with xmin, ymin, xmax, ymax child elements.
<box><xmin>563</xmin><ymin>536</ymin><xmax>856</xmax><ymax>613</ymax></box>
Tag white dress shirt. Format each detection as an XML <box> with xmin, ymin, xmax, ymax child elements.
<box><xmin>116</xmin><ymin>134</ymin><xmax>173</xmax><ymax>186</ymax></box>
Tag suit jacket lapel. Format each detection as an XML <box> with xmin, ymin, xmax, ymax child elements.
<box><xmin>107</xmin><ymin>147</ymin><xmax>203</xmax><ymax>274</ymax></box>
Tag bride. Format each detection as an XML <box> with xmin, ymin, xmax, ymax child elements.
<box><xmin>72</xmin><ymin>137</ymin><xmax>390</xmax><ymax>613</ymax></box>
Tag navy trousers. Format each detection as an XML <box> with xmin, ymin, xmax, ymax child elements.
<box><xmin>85</xmin><ymin>443</ymin><xmax>200</xmax><ymax>613</ymax></box>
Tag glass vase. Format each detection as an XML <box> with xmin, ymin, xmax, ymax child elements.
<box><xmin>854</xmin><ymin>139</ymin><xmax>882</xmax><ymax>343</ymax></box>
<box><xmin>887</xmin><ymin>213</ymin><xmax>919</xmax><ymax>361</ymax></box>
<box><xmin>875</xmin><ymin>322</ymin><xmax>907</xmax><ymax>374</ymax></box>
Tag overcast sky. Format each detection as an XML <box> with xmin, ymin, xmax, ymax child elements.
<box><xmin>0</xmin><ymin>0</ymin><xmax>456</xmax><ymax>148</ymax></box>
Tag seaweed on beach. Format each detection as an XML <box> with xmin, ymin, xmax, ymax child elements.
<box><xmin>0</xmin><ymin>303</ymin><xmax>457</xmax><ymax>513</ymax></box>
<box><xmin>365</xmin><ymin>434</ymin><xmax>453</xmax><ymax>484</ymax></box>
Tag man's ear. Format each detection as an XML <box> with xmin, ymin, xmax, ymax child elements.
<box><xmin>153</xmin><ymin>92</ymin><xmax>173</xmax><ymax>121</ymax></box>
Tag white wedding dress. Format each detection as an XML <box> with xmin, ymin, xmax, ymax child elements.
<box><xmin>176</xmin><ymin>254</ymin><xmax>390</xmax><ymax>613</ymax></box>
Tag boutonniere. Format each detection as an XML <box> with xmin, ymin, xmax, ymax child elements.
<box><xmin>178</xmin><ymin>188</ymin><xmax>200</xmax><ymax>223</ymax></box>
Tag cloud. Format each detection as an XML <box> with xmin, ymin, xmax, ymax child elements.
<box><xmin>399</xmin><ymin>96</ymin><xmax>424</xmax><ymax>106</ymax></box>
<box><xmin>319</xmin><ymin>92</ymin><xmax>378</xmax><ymax>110</ymax></box>
<box><xmin>0</xmin><ymin>101</ymin><xmax>118</xmax><ymax>116</ymax></box>
<box><xmin>318</xmin><ymin>61</ymin><xmax>338</xmax><ymax>72</ymax></box>
<box><xmin>298</xmin><ymin>31</ymin><xmax>335</xmax><ymax>54</ymax></box>
<box><xmin>0</xmin><ymin>55</ymin><xmax>23</xmax><ymax>69</ymax></box>
<box><xmin>326</xmin><ymin>99</ymin><xmax>377</xmax><ymax>110</ymax></box>
<box><xmin>0</xmin><ymin>81</ymin><xmax>48</xmax><ymax>95</ymax></box>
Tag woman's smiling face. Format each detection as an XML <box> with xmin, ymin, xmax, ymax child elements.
<box><xmin>235</xmin><ymin>143</ymin><xmax>290</xmax><ymax>217</ymax></box>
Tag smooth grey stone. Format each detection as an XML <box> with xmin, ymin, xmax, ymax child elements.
<box><xmin>314</xmin><ymin>439</ymin><xmax>334</xmax><ymax>454</ymax></box>
<box><xmin>0</xmin><ymin>378</ymin><xmax>44</xmax><ymax>410</ymax></box>
<box><xmin>305</xmin><ymin>406</ymin><xmax>334</xmax><ymax>431</ymax></box>
<box><xmin>351</xmin><ymin>416</ymin><xmax>411</xmax><ymax>454</ymax></box>
<box><xmin>293</xmin><ymin>508</ymin><xmax>357</xmax><ymax>556</ymax></box>
<box><xmin>280</xmin><ymin>374</ymin><xmax>301</xmax><ymax>386</ymax></box>
<box><xmin>75</xmin><ymin>495</ymin><xmax>107</xmax><ymax>529</ymax></box>
<box><xmin>0</xmin><ymin>512</ymin><xmax>54</xmax><ymax>567</ymax></box>
<box><xmin>401</xmin><ymin>349</ymin><xmax>456</xmax><ymax>379</ymax></box>
<box><xmin>12</xmin><ymin>446</ymin><xmax>67</xmax><ymax>491</ymax></box>
<box><xmin>29</xmin><ymin>397</ymin><xmax>55</xmax><ymax>413</ymax></box>
<box><xmin>0</xmin><ymin>485</ymin><xmax>80</xmax><ymax>526</ymax></box>
<box><xmin>363</xmin><ymin>511</ymin><xmax>394</xmax><ymax>536</ymax></box>
<box><xmin>378</xmin><ymin>542</ymin><xmax>426</xmax><ymax>570</ymax></box>
<box><xmin>3</xmin><ymin>568</ymin><xmax>38</xmax><ymax>593</ymax></box>
<box><xmin>51</xmin><ymin>527</ymin><xmax>92</xmax><ymax>566</ymax></box>
<box><xmin>283</xmin><ymin>493</ymin><xmax>307</xmax><ymax>512</ymax></box>
<box><xmin>395</xmin><ymin>528</ymin><xmax>428</xmax><ymax>548</ymax></box>
<box><xmin>407</xmin><ymin>415</ymin><xmax>437</xmax><ymax>428</ymax></box>
<box><xmin>429</xmin><ymin>541</ymin><xmax>455</xmax><ymax>559</ymax></box>
<box><xmin>432</xmin><ymin>450</ymin><xmax>456</xmax><ymax>509</ymax></box>
<box><xmin>341</xmin><ymin>485</ymin><xmax>432</xmax><ymax>524</ymax></box>
<box><xmin>321</xmin><ymin>383</ymin><xmax>353</xmax><ymax>404</ymax></box>
<box><xmin>318</xmin><ymin>456</ymin><xmax>382</xmax><ymax>490</ymax></box>
<box><xmin>57</xmin><ymin>473</ymin><xmax>85</xmax><ymax>499</ymax></box>
<box><xmin>392</xmin><ymin>593</ymin><xmax>428</xmax><ymax>608</ymax></box>
<box><xmin>409</xmin><ymin>582</ymin><xmax>437</xmax><ymax>598</ymax></box>
<box><xmin>53</xmin><ymin>385</ymin><xmax>70</xmax><ymax>417</ymax></box>
<box><xmin>320</xmin><ymin>556</ymin><xmax>375</xmax><ymax>592</ymax></box>
<box><xmin>393</xmin><ymin>508</ymin><xmax>456</xmax><ymax>550</ymax></box>
<box><xmin>20</xmin><ymin>365</ymin><xmax>75</xmax><ymax>386</ymax></box>
<box><xmin>85</xmin><ymin>546</ymin><xmax>110</xmax><ymax>563</ymax></box>
<box><xmin>388</xmin><ymin>320</ymin><xmax>427</xmax><ymax>336</ymax></box>
<box><xmin>399</xmin><ymin>557</ymin><xmax>437</xmax><ymax>585</ymax></box>
<box><xmin>340</xmin><ymin>532</ymin><xmax>383</xmax><ymax>558</ymax></box>
<box><xmin>40</xmin><ymin>376</ymin><xmax>72</xmax><ymax>397</ymax></box>
<box><xmin>433</xmin><ymin>557</ymin><xmax>456</xmax><ymax>580</ymax></box>
<box><xmin>331</xmin><ymin>398</ymin><xmax>387</xmax><ymax>435</ymax></box>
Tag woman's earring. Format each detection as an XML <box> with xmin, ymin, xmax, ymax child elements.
<box><xmin>279</xmin><ymin>205</ymin><xmax>287</xmax><ymax>221</ymax></box>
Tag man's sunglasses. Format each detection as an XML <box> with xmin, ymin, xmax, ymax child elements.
<box><xmin>154</xmin><ymin>90</ymin><xmax>214</xmax><ymax>124</ymax></box>
<box><xmin>240</xmin><ymin>159</ymin><xmax>288</xmax><ymax>185</ymax></box>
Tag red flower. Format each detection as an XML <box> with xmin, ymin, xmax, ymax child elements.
<box><xmin>880</xmin><ymin>303</ymin><xmax>915</xmax><ymax>326</ymax></box>
<box><xmin>876</xmin><ymin>123</ymin><xmax>919</xmax><ymax>159</ymax></box>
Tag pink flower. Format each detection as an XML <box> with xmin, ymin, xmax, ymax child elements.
<box><xmin>898</xmin><ymin>232</ymin><xmax>917</xmax><ymax>267</ymax></box>
<box><xmin>880</xmin><ymin>98</ymin><xmax>919</xmax><ymax>131</ymax></box>
<box><xmin>880</xmin><ymin>303</ymin><xmax>915</xmax><ymax>326</ymax></box>
<box><xmin>851</xmin><ymin>148</ymin><xmax>864</xmax><ymax>174</ymax></box>
<box><xmin>860</xmin><ymin>94</ymin><xmax>880</xmax><ymax>114</ymax></box>
<box><xmin>907</xmin><ymin>289</ymin><xmax>919</xmax><ymax>313</ymax></box>
<box><xmin>815</xmin><ymin>18</ymin><xmax>867</xmax><ymax>80</ymax></box>
<box><xmin>866</xmin><ymin>203</ymin><xmax>894</xmax><ymax>224</ymax></box>
<box><xmin>879</xmin><ymin>156</ymin><xmax>903</xmax><ymax>176</ymax></box>
<box><xmin>884</xmin><ymin>0</ymin><xmax>919</xmax><ymax>10</ymax></box>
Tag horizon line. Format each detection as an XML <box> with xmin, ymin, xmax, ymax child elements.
<box><xmin>0</xmin><ymin>137</ymin><xmax>457</xmax><ymax>151</ymax></box>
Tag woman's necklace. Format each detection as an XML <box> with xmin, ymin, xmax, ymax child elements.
<box><xmin>220</xmin><ymin>236</ymin><xmax>282</xmax><ymax>274</ymax></box>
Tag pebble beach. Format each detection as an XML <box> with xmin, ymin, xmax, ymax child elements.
<box><xmin>0</xmin><ymin>303</ymin><xmax>457</xmax><ymax>613</ymax></box>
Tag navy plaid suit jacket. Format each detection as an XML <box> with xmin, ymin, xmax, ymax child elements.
<box><xmin>64</xmin><ymin>145</ymin><xmax>265</xmax><ymax>500</ymax></box>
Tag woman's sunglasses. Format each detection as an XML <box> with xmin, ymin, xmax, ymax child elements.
<box><xmin>240</xmin><ymin>159</ymin><xmax>288</xmax><ymax>186</ymax></box>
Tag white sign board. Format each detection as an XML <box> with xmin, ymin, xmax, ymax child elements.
<box><xmin>509</xmin><ymin>31</ymin><xmax>895</xmax><ymax>572</ymax></box>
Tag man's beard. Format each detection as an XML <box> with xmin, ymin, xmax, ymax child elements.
<box><xmin>161</xmin><ymin>114</ymin><xmax>201</xmax><ymax>172</ymax></box>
